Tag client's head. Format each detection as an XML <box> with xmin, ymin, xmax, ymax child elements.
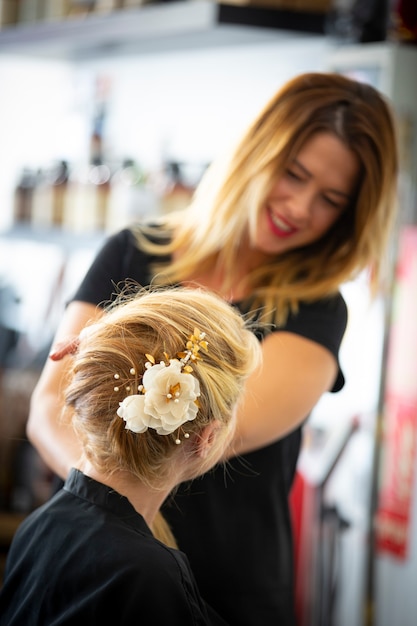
<box><xmin>64</xmin><ymin>286</ymin><xmax>262</xmax><ymax>490</ymax></box>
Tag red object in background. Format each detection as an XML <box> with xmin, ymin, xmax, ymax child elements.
<box><xmin>375</xmin><ymin>226</ymin><xmax>417</xmax><ymax>559</ymax></box>
<box><xmin>290</xmin><ymin>471</ymin><xmax>305</xmax><ymax>623</ymax></box>
<box><xmin>376</xmin><ymin>394</ymin><xmax>417</xmax><ymax>558</ymax></box>
<box><xmin>290</xmin><ymin>470</ymin><xmax>317</xmax><ymax>626</ymax></box>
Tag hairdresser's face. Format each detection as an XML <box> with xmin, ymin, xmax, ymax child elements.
<box><xmin>254</xmin><ymin>132</ymin><xmax>359</xmax><ymax>256</ymax></box>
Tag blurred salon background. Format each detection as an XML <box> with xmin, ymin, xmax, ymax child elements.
<box><xmin>0</xmin><ymin>1</ymin><xmax>416</xmax><ymax>625</ymax></box>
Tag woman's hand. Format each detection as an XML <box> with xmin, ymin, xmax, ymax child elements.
<box><xmin>49</xmin><ymin>336</ymin><xmax>80</xmax><ymax>361</ymax></box>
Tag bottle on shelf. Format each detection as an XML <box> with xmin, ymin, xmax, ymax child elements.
<box><xmin>43</xmin><ymin>1</ymin><xmax>72</xmax><ymax>22</ymax></box>
<box><xmin>107</xmin><ymin>157</ymin><xmax>159</xmax><ymax>232</ymax></box>
<box><xmin>89</xmin><ymin>157</ymin><xmax>112</xmax><ymax>231</ymax></box>
<box><xmin>63</xmin><ymin>158</ymin><xmax>111</xmax><ymax>233</ymax></box>
<box><xmin>158</xmin><ymin>161</ymin><xmax>196</xmax><ymax>215</ymax></box>
<box><xmin>50</xmin><ymin>160</ymin><xmax>70</xmax><ymax>227</ymax></box>
<box><xmin>64</xmin><ymin>72</ymin><xmax>113</xmax><ymax>232</ymax></box>
<box><xmin>13</xmin><ymin>167</ymin><xmax>36</xmax><ymax>225</ymax></box>
<box><xmin>31</xmin><ymin>168</ymin><xmax>53</xmax><ymax>229</ymax></box>
<box><xmin>94</xmin><ymin>0</ymin><xmax>125</xmax><ymax>14</ymax></box>
<box><xmin>67</xmin><ymin>0</ymin><xmax>96</xmax><ymax>18</ymax></box>
<box><xmin>122</xmin><ymin>0</ymin><xmax>154</xmax><ymax>8</ymax></box>
<box><xmin>31</xmin><ymin>160</ymin><xmax>70</xmax><ymax>229</ymax></box>
<box><xmin>0</xmin><ymin>0</ymin><xmax>19</xmax><ymax>28</ymax></box>
<box><xmin>18</xmin><ymin>0</ymin><xmax>46</xmax><ymax>24</ymax></box>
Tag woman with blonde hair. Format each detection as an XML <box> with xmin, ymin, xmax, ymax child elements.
<box><xmin>27</xmin><ymin>72</ymin><xmax>399</xmax><ymax>624</ymax></box>
<box><xmin>0</xmin><ymin>287</ymin><xmax>261</xmax><ymax>625</ymax></box>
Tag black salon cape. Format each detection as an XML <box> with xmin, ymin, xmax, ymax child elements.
<box><xmin>0</xmin><ymin>469</ymin><xmax>228</xmax><ymax>626</ymax></box>
<box><xmin>45</xmin><ymin>228</ymin><xmax>348</xmax><ymax>626</ymax></box>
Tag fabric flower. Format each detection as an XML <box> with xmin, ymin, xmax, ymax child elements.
<box><xmin>117</xmin><ymin>359</ymin><xmax>200</xmax><ymax>435</ymax></box>
<box><xmin>117</xmin><ymin>394</ymin><xmax>148</xmax><ymax>433</ymax></box>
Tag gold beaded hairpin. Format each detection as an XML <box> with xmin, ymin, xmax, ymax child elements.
<box><xmin>116</xmin><ymin>329</ymin><xmax>208</xmax><ymax>443</ymax></box>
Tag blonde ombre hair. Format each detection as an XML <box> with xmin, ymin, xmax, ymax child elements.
<box><xmin>64</xmin><ymin>287</ymin><xmax>261</xmax><ymax>491</ymax></box>
<box><xmin>135</xmin><ymin>72</ymin><xmax>398</xmax><ymax>324</ymax></box>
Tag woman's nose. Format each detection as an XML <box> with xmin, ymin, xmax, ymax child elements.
<box><xmin>287</xmin><ymin>187</ymin><xmax>314</xmax><ymax>222</ymax></box>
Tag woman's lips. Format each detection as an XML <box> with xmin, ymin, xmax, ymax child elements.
<box><xmin>268</xmin><ymin>208</ymin><xmax>297</xmax><ymax>238</ymax></box>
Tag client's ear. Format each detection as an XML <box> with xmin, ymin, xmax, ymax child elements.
<box><xmin>195</xmin><ymin>421</ymin><xmax>221</xmax><ymax>458</ymax></box>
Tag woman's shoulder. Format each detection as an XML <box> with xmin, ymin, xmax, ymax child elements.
<box><xmin>278</xmin><ymin>293</ymin><xmax>347</xmax><ymax>392</ymax></box>
<box><xmin>286</xmin><ymin>292</ymin><xmax>347</xmax><ymax>334</ymax></box>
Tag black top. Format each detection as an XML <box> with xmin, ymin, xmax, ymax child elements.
<box><xmin>54</xmin><ymin>228</ymin><xmax>348</xmax><ymax>626</ymax></box>
<box><xmin>0</xmin><ymin>469</ymin><xmax>228</xmax><ymax>626</ymax></box>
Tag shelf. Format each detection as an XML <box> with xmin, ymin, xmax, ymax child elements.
<box><xmin>2</xmin><ymin>224</ymin><xmax>105</xmax><ymax>252</ymax></box>
<box><xmin>0</xmin><ymin>1</ymin><xmax>327</xmax><ymax>61</ymax></box>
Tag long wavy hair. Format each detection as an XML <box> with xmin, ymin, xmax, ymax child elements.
<box><xmin>134</xmin><ymin>72</ymin><xmax>398</xmax><ymax>324</ymax></box>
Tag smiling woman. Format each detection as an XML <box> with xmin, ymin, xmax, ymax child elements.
<box><xmin>259</xmin><ymin>132</ymin><xmax>360</xmax><ymax>250</ymax></box>
<box><xmin>27</xmin><ymin>72</ymin><xmax>399</xmax><ymax>625</ymax></box>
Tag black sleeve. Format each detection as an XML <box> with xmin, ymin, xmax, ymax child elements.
<box><xmin>279</xmin><ymin>294</ymin><xmax>348</xmax><ymax>392</ymax></box>
<box><xmin>72</xmin><ymin>229</ymin><xmax>152</xmax><ymax>308</ymax></box>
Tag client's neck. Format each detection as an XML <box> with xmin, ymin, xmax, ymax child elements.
<box><xmin>78</xmin><ymin>460</ymin><xmax>177</xmax><ymax>529</ymax></box>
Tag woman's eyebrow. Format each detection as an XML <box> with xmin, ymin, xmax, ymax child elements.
<box><xmin>291</xmin><ymin>159</ymin><xmax>311</xmax><ymax>178</ymax></box>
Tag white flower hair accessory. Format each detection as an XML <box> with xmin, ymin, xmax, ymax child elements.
<box><xmin>116</xmin><ymin>328</ymin><xmax>208</xmax><ymax>444</ymax></box>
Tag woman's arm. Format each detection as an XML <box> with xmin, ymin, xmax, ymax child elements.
<box><xmin>229</xmin><ymin>330</ymin><xmax>338</xmax><ymax>457</ymax></box>
<box><xmin>26</xmin><ymin>301</ymin><xmax>104</xmax><ymax>479</ymax></box>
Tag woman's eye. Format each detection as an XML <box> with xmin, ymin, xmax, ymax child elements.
<box><xmin>286</xmin><ymin>169</ymin><xmax>301</xmax><ymax>180</ymax></box>
<box><xmin>324</xmin><ymin>196</ymin><xmax>343</xmax><ymax>209</ymax></box>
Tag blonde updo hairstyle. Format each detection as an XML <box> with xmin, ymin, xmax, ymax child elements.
<box><xmin>64</xmin><ymin>287</ymin><xmax>261</xmax><ymax>491</ymax></box>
